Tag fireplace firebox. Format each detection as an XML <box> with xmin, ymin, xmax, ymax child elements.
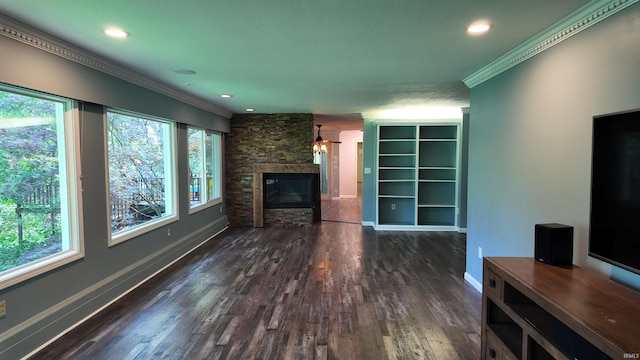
<box><xmin>253</xmin><ymin>164</ymin><xmax>321</xmax><ymax>227</ymax></box>
<box><xmin>263</xmin><ymin>173</ymin><xmax>315</xmax><ymax>208</ymax></box>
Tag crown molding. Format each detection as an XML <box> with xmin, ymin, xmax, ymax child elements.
<box><xmin>0</xmin><ymin>14</ymin><xmax>232</xmax><ymax>118</ymax></box>
<box><xmin>463</xmin><ymin>0</ymin><xmax>638</xmax><ymax>88</ymax></box>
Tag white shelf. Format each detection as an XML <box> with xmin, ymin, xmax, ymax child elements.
<box><xmin>418</xmin><ymin>204</ymin><xmax>456</xmax><ymax>207</ymax></box>
<box><xmin>379</xmin><ymin>153</ymin><xmax>416</xmax><ymax>156</ymax></box>
<box><xmin>419</xmin><ymin>166</ymin><xmax>456</xmax><ymax>169</ymax></box>
<box><xmin>418</xmin><ymin>180</ymin><xmax>456</xmax><ymax>183</ymax></box>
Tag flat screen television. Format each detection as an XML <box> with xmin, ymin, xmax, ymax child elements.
<box><xmin>589</xmin><ymin>108</ymin><xmax>640</xmax><ymax>275</ymax></box>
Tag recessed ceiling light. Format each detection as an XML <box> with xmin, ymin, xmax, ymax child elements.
<box><xmin>467</xmin><ymin>22</ymin><xmax>492</xmax><ymax>34</ymax></box>
<box><xmin>220</xmin><ymin>94</ymin><xmax>233</xmax><ymax>98</ymax></box>
<box><xmin>246</xmin><ymin>108</ymin><xmax>255</xmax><ymax>112</ymax></box>
<box><xmin>175</xmin><ymin>69</ymin><xmax>197</xmax><ymax>75</ymax></box>
<box><xmin>104</xmin><ymin>28</ymin><xmax>130</xmax><ymax>38</ymax></box>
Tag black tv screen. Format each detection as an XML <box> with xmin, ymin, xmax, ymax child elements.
<box><xmin>589</xmin><ymin>108</ymin><xmax>640</xmax><ymax>275</ymax></box>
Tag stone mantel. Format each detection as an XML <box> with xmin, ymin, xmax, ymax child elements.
<box><xmin>253</xmin><ymin>163</ymin><xmax>320</xmax><ymax>227</ymax></box>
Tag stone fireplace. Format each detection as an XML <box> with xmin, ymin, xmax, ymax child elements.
<box><xmin>253</xmin><ymin>163</ymin><xmax>320</xmax><ymax>227</ymax></box>
<box><xmin>225</xmin><ymin>113</ymin><xmax>318</xmax><ymax>227</ymax></box>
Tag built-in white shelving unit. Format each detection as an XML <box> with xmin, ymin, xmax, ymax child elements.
<box><xmin>376</xmin><ymin>122</ymin><xmax>460</xmax><ymax>230</ymax></box>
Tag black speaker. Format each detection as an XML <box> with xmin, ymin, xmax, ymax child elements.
<box><xmin>534</xmin><ymin>223</ymin><xmax>573</xmax><ymax>266</ymax></box>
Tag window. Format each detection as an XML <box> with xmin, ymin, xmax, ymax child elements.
<box><xmin>0</xmin><ymin>85</ymin><xmax>83</xmax><ymax>289</ymax></box>
<box><xmin>106</xmin><ymin>110</ymin><xmax>176</xmax><ymax>244</ymax></box>
<box><xmin>188</xmin><ymin>127</ymin><xmax>222</xmax><ymax>210</ymax></box>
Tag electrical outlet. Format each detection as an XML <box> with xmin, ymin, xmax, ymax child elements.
<box><xmin>0</xmin><ymin>300</ymin><xmax>6</xmax><ymax>318</ymax></box>
<box><xmin>167</xmin><ymin>228</ymin><xmax>171</xmax><ymax>237</ymax></box>
<box><xmin>391</xmin><ymin>203</ymin><xmax>396</xmax><ymax>210</ymax></box>
<box><xmin>478</xmin><ymin>247</ymin><xmax>483</xmax><ymax>259</ymax></box>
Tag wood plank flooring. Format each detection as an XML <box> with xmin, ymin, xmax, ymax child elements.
<box><xmin>321</xmin><ymin>198</ymin><xmax>362</xmax><ymax>223</ymax></box>
<box><xmin>30</xmin><ymin>224</ymin><xmax>481</xmax><ymax>359</ymax></box>
<box><xmin>321</xmin><ymin>182</ymin><xmax>362</xmax><ymax>224</ymax></box>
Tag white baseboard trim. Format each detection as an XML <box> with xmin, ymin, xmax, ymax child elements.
<box><xmin>361</xmin><ymin>221</ymin><xmax>375</xmax><ymax>227</ymax></box>
<box><xmin>464</xmin><ymin>272</ymin><xmax>483</xmax><ymax>293</ymax></box>
<box><xmin>373</xmin><ymin>224</ymin><xmax>459</xmax><ymax>231</ymax></box>
<box><xmin>340</xmin><ymin>195</ymin><xmax>357</xmax><ymax>199</ymax></box>
<box><xmin>457</xmin><ymin>228</ymin><xmax>467</xmax><ymax>233</ymax></box>
<box><xmin>16</xmin><ymin>220</ymin><xmax>228</xmax><ymax>360</ymax></box>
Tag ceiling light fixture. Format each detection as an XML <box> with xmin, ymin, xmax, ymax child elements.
<box><xmin>174</xmin><ymin>69</ymin><xmax>197</xmax><ymax>75</ymax></box>
<box><xmin>467</xmin><ymin>22</ymin><xmax>492</xmax><ymax>34</ymax></box>
<box><xmin>220</xmin><ymin>94</ymin><xmax>233</xmax><ymax>98</ymax></box>
<box><xmin>313</xmin><ymin>125</ymin><xmax>328</xmax><ymax>154</ymax></box>
<box><xmin>104</xmin><ymin>28</ymin><xmax>130</xmax><ymax>38</ymax></box>
<box><xmin>312</xmin><ymin>125</ymin><xmax>341</xmax><ymax>154</ymax></box>
<box><xmin>246</xmin><ymin>108</ymin><xmax>255</xmax><ymax>112</ymax></box>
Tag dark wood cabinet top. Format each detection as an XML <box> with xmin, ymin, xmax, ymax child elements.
<box><xmin>485</xmin><ymin>257</ymin><xmax>640</xmax><ymax>357</ymax></box>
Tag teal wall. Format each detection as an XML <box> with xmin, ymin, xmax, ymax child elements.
<box><xmin>466</xmin><ymin>4</ymin><xmax>640</xmax><ymax>289</ymax></box>
<box><xmin>0</xmin><ymin>26</ymin><xmax>229</xmax><ymax>359</ymax></box>
<box><xmin>362</xmin><ymin>118</ymin><xmax>378</xmax><ymax>224</ymax></box>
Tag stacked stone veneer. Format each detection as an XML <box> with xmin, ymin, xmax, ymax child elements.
<box><xmin>225</xmin><ymin>113</ymin><xmax>315</xmax><ymax>227</ymax></box>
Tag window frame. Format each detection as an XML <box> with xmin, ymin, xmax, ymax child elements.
<box><xmin>0</xmin><ymin>84</ymin><xmax>84</xmax><ymax>290</ymax></box>
<box><xmin>188</xmin><ymin>127</ymin><xmax>222</xmax><ymax>213</ymax></box>
<box><xmin>104</xmin><ymin>109</ymin><xmax>178</xmax><ymax>246</ymax></box>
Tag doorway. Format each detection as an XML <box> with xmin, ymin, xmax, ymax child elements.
<box><xmin>320</xmin><ymin>136</ymin><xmax>363</xmax><ymax>224</ymax></box>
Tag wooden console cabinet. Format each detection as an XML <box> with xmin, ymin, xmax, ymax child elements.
<box><xmin>482</xmin><ymin>257</ymin><xmax>640</xmax><ymax>360</ymax></box>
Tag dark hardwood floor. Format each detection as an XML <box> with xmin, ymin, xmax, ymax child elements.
<box><xmin>321</xmin><ymin>198</ymin><xmax>362</xmax><ymax>224</ymax></box>
<box><xmin>321</xmin><ymin>181</ymin><xmax>362</xmax><ymax>224</ymax></box>
<box><xmin>30</xmin><ymin>223</ymin><xmax>481</xmax><ymax>359</ymax></box>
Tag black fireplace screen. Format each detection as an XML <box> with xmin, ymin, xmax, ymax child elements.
<box><xmin>264</xmin><ymin>173</ymin><xmax>314</xmax><ymax>208</ymax></box>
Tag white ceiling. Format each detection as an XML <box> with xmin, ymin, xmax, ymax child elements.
<box><xmin>0</xmin><ymin>0</ymin><xmax>591</xmax><ymax>128</ymax></box>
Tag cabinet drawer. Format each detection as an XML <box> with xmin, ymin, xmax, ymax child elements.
<box><xmin>485</xmin><ymin>330</ymin><xmax>504</xmax><ymax>360</ymax></box>
<box><xmin>485</xmin><ymin>329</ymin><xmax>520</xmax><ymax>360</ymax></box>
<box><xmin>484</xmin><ymin>268</ymin><xmax>503</xmax><ymax>300</ymax></box>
